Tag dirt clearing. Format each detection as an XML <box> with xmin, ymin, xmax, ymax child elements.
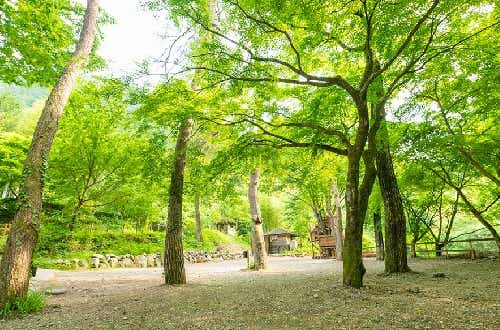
<box><xmin>1</xmin><ymin>257</ymin><xmax>499</xmax><ymax>329</ymax></box>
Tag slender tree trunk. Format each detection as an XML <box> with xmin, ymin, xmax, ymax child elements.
<box><xmin>164</xmin><ymin>118</ymin><xmax>192</xmax><ymax>285</ymax></box>
<box><xmin>0</xmin><ymin>0</ymin><xmax>99</xmax><ymax>308</ymax></box>
<box><xmin>373</xmin><ymin>209</ymin><xmax>384</xmax><ymax>261</ymax></box>
<box><xmin>248</xmin><ymin>168</ymin><xmax>267</xmax><ymax>270</ymax></box>
<box><xmin>326</xmin><ymin>200</ymin><xmax>335</xmax><ymax>236</ymax></box>
<box><xmin>410</xmin><ymin>239</ymin><xmax>417</xmax><ymax>258</ymax></box>
<box><xmin>69</xmin><ymin>197</ymin><xmax>85</xmax><ymax>232</ymax></box>
<box><xmin>194</xmin><ymin>194</ymin><xmax>203</xmax><ymax>242</ymax></box>
<box><xmin>331</xmin><ymin>179</ymin><xmax>343</xmax><ymax>260</ymax></box>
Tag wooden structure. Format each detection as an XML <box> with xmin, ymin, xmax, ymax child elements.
<box><xmin>215</xmin><ymin>219</ymin><xmax>237</xmax><ymax>236</ymax></box>
<box><xmin>264</xmin><ymin>228</ymin><xmax>297</xmax><ymax>254</ymax></box>
<box><xmin>412</xmin><ymin>237</ymin><xmax>499</xmax><ymax>259</ymax></box>
<box><xmin>310</xmin><ymin>226</ymin><xmax>336</xmax><ymax>258</ymax></box>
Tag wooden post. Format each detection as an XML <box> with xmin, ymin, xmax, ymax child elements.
<box><xmin>469</xmin><ymin>240</ymin><xmax>475</xmax><ymax>260</ymax></box>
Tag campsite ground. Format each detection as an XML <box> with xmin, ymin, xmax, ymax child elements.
<box><xmin>2</xmin><ymin>256</ymin><xmax>499</xmax><ymax>329</ymax></box>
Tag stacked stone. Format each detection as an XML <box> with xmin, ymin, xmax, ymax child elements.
<box><xmin>51</xmin><ymin>250</ymin><xmax>243</xmax><ymax>269</ymax></box>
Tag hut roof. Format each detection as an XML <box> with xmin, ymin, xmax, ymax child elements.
<box><xmin>265</xmin><ymin>228</ymin><xmax>297</xmax><ymax>237</ymax></box>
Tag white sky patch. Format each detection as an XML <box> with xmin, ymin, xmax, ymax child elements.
<box><xmin>98</xmin><ymin>1</ymin><xmax>166</xmax><ymax>75</ymax></box>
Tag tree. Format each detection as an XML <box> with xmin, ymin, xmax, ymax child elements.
<box><xmin>151</xmin><ymin>0</ymin><xmax>496</xmax><ymax>286</ymax></box>
<box><xmin>0</xmin><ymin>0</ymin><xmax>101</xmax><ymax>86</ymax></box>
<box><xmin>46</xmin><ymin>79</ymin><xmax>141</xmax><ymax>231</ymax></box>
<box><xmin>331</xmin><ymin>179</ymin><xmax>344</xmax><ymax>261</ymax></box>
<box><xmin>164</xmin><ymin>118</ymin><xmax>193</xmax><ymax>285</ymax></box>
<box><xmin>248</xmin><ymin>168</ymin><xmax>267</xmax><ymax>270</ymax></box>
<box><xmin>0</xmin><ymin>0</ymin><xmax>99</xmax><ymax>307</ymax></box>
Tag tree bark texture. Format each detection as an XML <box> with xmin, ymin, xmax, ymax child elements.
<box><xmin>0</xmin><ymin>0</ymin><xmax>99</xmax><ymax>308</ymax></box>
<box><xmin>331</xmin><ymin>179</ymin><xmax>343</xmax><ymax>260</ymax></box>
<box><xmin>410</xmin><ymin>240</ymin><xmax>417</xmax><ymax>258</ymax></box>
<box><xmin>248</xmin><ymin>168</ymin><xmax>267</xmax><ymax>270</ymax></box>
<box><xmin>373</xmin><ymin>209</ymin><xmax>384</xmax><ymax>261</ymax></box>
<box><xmin>164</xmin><ymin>118</ymin><xmax>192</xmax><ymax>285</ymax></box>
<box><xmin>377</xmin><ymin>142</ymin><xmax>410</xmax><ymax>273</ymax></box>
<box><xmin>194</xmin><ymin>194</ymin><xmax>203</xmax><ymax>242</ymax></box>
<box><xmin>372</xmin><ymin>96</ymin><xmax>409</xmax><ymax>273</ymax></box>
<box><xmin>343</xmin><ymin>103</ymin><xmax>377</xmax><ymax>288</ymax></box>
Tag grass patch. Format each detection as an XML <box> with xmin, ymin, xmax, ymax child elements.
<box><xmin>0</xmin><ymin>290</ymin><xmax>45</xmax><ymax>319</ymax></box>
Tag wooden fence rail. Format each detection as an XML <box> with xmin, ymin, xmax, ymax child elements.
<box><xmin>364</xmin><ymin>237</ymin><xmax>498</xmax><ymax>259</ymax></box>
<box><xmin>412</xmin><ymin>237</ymin><xmax>498</xmax><ymax>259</ymax></box>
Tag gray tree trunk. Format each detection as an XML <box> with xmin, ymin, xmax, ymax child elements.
<box><xmin>248</xmin><ymin>168</ymin><xmax>267</xmax><ymax>270</ymax></box>
<box><xmin>373</xmin><ymin>209</ymin><xmax>384</xmax><ymax>261</ymax></box>
<box><xmin>194</xmin><ymin>194</ymin><xmax>203</xmax><ymax>242</ymax></box>
<box><xmin>164</xmin><ymin>118</ymin><xmax>193</xmax><ymax>285</ymax></box>
<box><xmin>0</xmin><ymin>0</ymin><xmax>99</xmax><ymax>308</ymax></box>
<box><xmin>331</xmin><ymin>179</ymin><xmax>343</xmax><ymax>260</ymax></box>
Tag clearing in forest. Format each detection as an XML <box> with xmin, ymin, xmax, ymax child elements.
<box><xmin>1</xmin><ymin>257</ymin><xmax>499</xmax><ymax>329</ymax></box>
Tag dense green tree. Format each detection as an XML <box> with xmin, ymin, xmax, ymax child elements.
<box><xmin>0</xmin><ymin>0</ymin><xmax>100</xmax><ymax>308</ymax></box>
<box><xmin>46</xmin><ymin>79</ymin><xmax>143</xmax><ymax>231</ymax></box>
<box><xmin>0</xmin><ymin>0</ymin><xmax>106</xmax><ymax>86</ymax></box>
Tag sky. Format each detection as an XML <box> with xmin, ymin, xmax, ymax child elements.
<box><xmin>97</xmin><ymin>1</ymin><xmax>168</xmax><ymax>78</ymax></box>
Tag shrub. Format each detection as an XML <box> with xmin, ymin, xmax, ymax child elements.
<box><xmin>0</xmin><ymin>290</ymin><xmax>45</xmax><ymax>319</ymax></box>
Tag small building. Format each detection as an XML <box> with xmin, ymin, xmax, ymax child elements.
<box><xmin>264</xmin><ymin>228</ymin><xmax>298</xmax><ymax>254</ymax></box>
<box><xmin>215</xmin><ymin>219</ymin><xmax>237</xmax><ymax>236</ymax></box>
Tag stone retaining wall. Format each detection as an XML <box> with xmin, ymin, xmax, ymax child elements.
<box><xmin>53</xmin><ymin>251</ymin><xmax>244</xmax><ymax>269</ymax></box>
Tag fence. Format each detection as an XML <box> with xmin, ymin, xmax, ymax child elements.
<box><xmin>412</xmin><ymin>237</ymin><xmax>498</xmax><ymax>259</ymax></box>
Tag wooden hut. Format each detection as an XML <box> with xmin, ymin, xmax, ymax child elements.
<box><xmin>215</xmin><ymin>219</ymin><xmax>237</xmax><ymax>236</ymax></box>
<box><xmin>264</xmin><ymin>228</ymin><xmax>298</xmax><ymax>254</ymax></box>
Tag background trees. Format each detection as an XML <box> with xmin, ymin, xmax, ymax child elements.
<box><xmin>0</xmin><ymin>0</ymin><xmax>497</xmax><ymax>301</ymax></box>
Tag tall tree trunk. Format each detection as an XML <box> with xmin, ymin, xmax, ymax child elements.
<box><xmin>248</xmin><ymin>168</ymin><xmax>267</xmax><ymax>270</ymax></box>
<box><xmin>0</xmin><ymin>0</ymin><xmax>99</xmax><ymax>308</ymax></box>
<box><xmin>377</xmin><ymin>142</ymin><xmax>410</xmax><ymax>273</ymax></box>
<box><xmin>194</xmin><ymin>194</ymin><xmax>203</xmax><ymax>242</ymax></box>
<box><xmin>373</xmin><ymin>208</ymin><xmax>384</xmax><ymax>261</ymax></box>
<box><xmin>325</xmin><ymin>199</ymin><xmax>335</xmax><ymax>235</ymax></box>
<box><xmin>343</xmin><ymin>99</ymin><xmax>377</xmax><ymax>288</ymax></box>
<box><xmin>331</xmin><ymin>179</ymin><xmax>343</xmax><ymax>260</ymax></box>
<box><xmin>373</xmin><ymin>99</ymin><xmax>409</xmax><ymax>273</ymax></box>
<box><xmin>343</xmin><ymin>149</ymin><xmax>377</xmax><ymax>287</ymax></box>
<box><xmin>164</xmin><ymin>118</ymin><xmax>192</xmax><ymax>285</ymax></box>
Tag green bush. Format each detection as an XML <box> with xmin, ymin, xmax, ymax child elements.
<box><xmin>0</xmin><ymin>290</ymin><xmax>45</xmax><ymax>319</ymax></box>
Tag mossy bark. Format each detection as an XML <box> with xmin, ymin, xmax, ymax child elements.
<box><xmin>164</xmin><ymin>119</ymin><xmax>192</xmax><ymax>285</ymax></box>
<box><xmin>0</xmin><ymin>0</ymin><xmax>99</xmax><ymax>308</ymax></box>
<box><xmin>343</xmin><ymin>124</ymin><xmax>377</xmax><ymax>287</ymax></box>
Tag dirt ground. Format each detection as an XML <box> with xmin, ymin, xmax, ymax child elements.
<box><xmin>1</xmin><ymin>257</ymin><xmax>499</xmax><ymax>329</ymax></box>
